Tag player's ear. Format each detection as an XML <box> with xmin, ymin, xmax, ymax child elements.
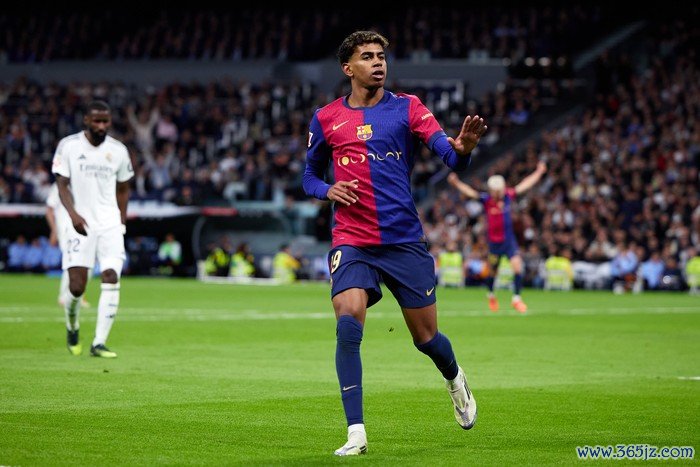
<box><xmin>341</xmin><ymin>62</ymin><xmax>353</xmax><ymax>78</ymax></box>
<box><xmin>83</xmin><ymin>114</ymin><xmax>90</xmax><ymax>126</ymax></box>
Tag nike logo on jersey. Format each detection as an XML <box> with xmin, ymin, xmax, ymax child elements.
<box><xmin>426</xmin><ymin>287</ymin><xmax>435</xmax><ymax>296</ymax></box>
<box><xmin>79</xmin><ymin>154</ymin><xmax>87</xmax><ymax>160</ymax></box>
<box><xmin>333</xmin><ymin>120</ymin><xmax>349</xmax><ymax>131</ymax></box>
<box><xmin>342</xmin><ymin>385</ymin><xmax>358</xmax><ymax>391</ymax></box>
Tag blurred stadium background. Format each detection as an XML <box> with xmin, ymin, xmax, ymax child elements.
<box><xmin>0</xmin><ymin>3</ymin><xmax>697</xmax><ymax>292</ymax></box>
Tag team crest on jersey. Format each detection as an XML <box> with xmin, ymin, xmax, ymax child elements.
<box><xmin>356</xmin><ymin>124</ymin><xmax>373</xmax><ymax>141</ymax></box>
<box><xmin>105</xmin><ymin>153</ymin><xmax>112</xmax><ymax>162</ymax></box>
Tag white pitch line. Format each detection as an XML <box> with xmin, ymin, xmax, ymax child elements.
<box><xmin>677</xmin><ymin>376</ymin><xmax>700</xmax><ymax>381</ymax></box>
<box><xmin>0</xmin><ymin>306</ymin><xmax>698</xmax><ymax>324</ymax></box>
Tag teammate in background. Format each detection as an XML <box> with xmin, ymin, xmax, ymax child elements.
<box><xmin>447</xmin><ymin>161</ymin><xmax>547</xmax><ymax>312</ymax></box>
<box><xmin>52</xmin><ymin>100</ymin><xmax>134</xmax><ymax>358</ymax></box>
<box><xmin>46</xmin><ymin>182</ymin><xmax>90</xmax><ymax>308</ymax></box>
<box><xmin>303</xmin><ymin>31</ymin><xmax>486</xmax><ymax>456</ymax></box>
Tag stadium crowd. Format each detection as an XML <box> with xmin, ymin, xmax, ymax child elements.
<box><xmin>0</xmin><ymin>5</ymin><xmax>620</xmax><ymax>63</ymax></box>
<box><xmin>424</xmin><ymin>23</ymin><xmax>700</xmax><ymax>291</ymax></box>
<box><xmin>0</xmin><ymin>75</ymin><xmax>562</xmax><ymax>206</ymax></box>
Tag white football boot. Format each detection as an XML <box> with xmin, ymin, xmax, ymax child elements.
<box><xmin>446</xmin><ymin>366</ymin><xmax>477</xmax><ymax>429</ymax></box>
<box><xmin>334</xmin><ymin>424</ymin><xmax>367</xmax><ymax>456</ymax></box>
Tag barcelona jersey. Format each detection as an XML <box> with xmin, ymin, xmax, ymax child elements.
<box><xmin>480</xmin><ymin>188</ymin><xmax>517</xmax><ymax>244</ymax></box>
<box><xmin>303</xmin><ymin>91</ymin><xmax>469</xmax><ymax>247</ymax></box>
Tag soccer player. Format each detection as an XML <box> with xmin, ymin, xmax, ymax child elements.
<box><xmin>303</xmin><ymin>31</ymin><xmax>486</xmax><ymax>456</ymax></box>
<box><xmin>46</xmin><ymin>182</ymin><xmax>90</xmax><ymax>308</ymax></box>
<box><xmin>52</xmin><ymin>100</ymin><xmax>134</xmax><ymax>358</ymax></box>
<box><xmin>447</xmin><ymin>161</ymin><xmax>547</xmax><ymax>312</ymax></box>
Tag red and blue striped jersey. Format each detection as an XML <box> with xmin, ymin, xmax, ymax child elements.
<box><xmin>303</xmin><ymin>91</ymin><xmax>470</xmax><ymax>247</ymax></box>
<box><xmin>480</xmin><ymin>188</ymin><xmax>517</xmax><ymax>244</ymax></box>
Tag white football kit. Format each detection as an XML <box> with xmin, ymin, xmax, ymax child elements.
<box><xmin>52</xmin><ymin>131</ymin><xmax>134</xmax><ymax>273</ymax></box>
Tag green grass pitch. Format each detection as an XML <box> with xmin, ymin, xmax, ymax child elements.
<box><xmin>1</xmin><ymin>274</ymin><xmax>698</xmax><ymax>465</ymax></box>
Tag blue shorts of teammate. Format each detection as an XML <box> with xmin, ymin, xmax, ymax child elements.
<box><xmin>488</xmin><ymin>238</ymin><xmax>519</xmax><ymax>259</ymax></box>
<box><xmin>328</xmin><ymin>242</ymin><xmax>437</xmax><ymax>309</ymax></box>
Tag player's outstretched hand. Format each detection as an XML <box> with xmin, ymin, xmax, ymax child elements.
<box><xmin>448</xmin><ymin>115</ymin><xmax>488</xmax><ymax>156</ymax></box>
<box><xmin>536</xmin><ymin>161</ymin><xmax>547</xmax><ymax>174</ymax></box>
<box><xmin>71</xmin><ymin>213</ymin><xmax>89</xmax><ymax>235</ymax></box>
<box><xmin>328</xmin><ymin>179</ymin><xmax>359</xmax><ymax>206</ymax></box>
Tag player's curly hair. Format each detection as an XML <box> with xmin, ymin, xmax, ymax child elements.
<box><xmin>337</xmin><ymin>30</ymin><xmax>389</xmax><ymax>64</ymax></box>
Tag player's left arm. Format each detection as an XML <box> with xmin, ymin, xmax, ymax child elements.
<box><xmin>116</xmin><ymin>181</ymin><xmax>130</xmax><ymax>226</ymax></box>
<box><xmin>514</xmin><ymin>161</ymin><xmax>547</xmax><ymax>195</ymax></box>
<box><xmin>116</xmin><ymin>148</ymin><xmax>135</xmax><ymax>228</ymax></box>
<box><xmin>408</xmin><ymin>95</ymin><xmax>487</xmax><ymax>171</ymax></box>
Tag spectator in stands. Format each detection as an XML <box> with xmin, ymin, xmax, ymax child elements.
<box><xmin>685</xmin><ymin>248</ymin><xmax>700</xmax><ymax>294</ymax></box>
<box><xmin>544</xmin><ymin>247</ymin><xmax>573</xmax><ymax>291</ymax></box>
<box><xmin>7</xmin><ymin>235</ymin><xmax>28</xmax><ymax>272</ymax></box>
<box><xmin>203</xmin><ymin>239</ymin><xmax>231</xmax><ymax>277</ymax></box>
<box><xmin>230</xmin><ymin>242</ymin><xmax>255</xmax><ymax>278</ymax></box>
<box><xmin>272</xmin><ymin>243</ymin><xmax>300</xmax><ymax>283</ymax></box>
<box><xmin>661</xmin><ymin>256</ymin><xmax>684</xmax><ymax>291</ymax></box>
<box><xmin>438</xmin><ymin>241</ymin><xmax>464</xmax><ymax>287</ymax></box>
<box><xmin>157</xmin><ymin>233</ymin><xmax>182</xmax><ymax>276</ymax></box>
<box><xmin>639</xmin><ymin>251</ymin><xmax>665</xmax><ymax>290</ymax></box>
<box><xmin>24</xmin><ymin>237</ymin><xmax>45</xmax><ymax>272</ymax></box>
<box><xmin>610</xmin><ymin>242</ymin><xmax>639</xmax><ymax>293</ymax></box>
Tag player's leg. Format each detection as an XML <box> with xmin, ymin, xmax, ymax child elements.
<box><xmin>332</xmin><ymin>288</ymin><xmax>369</xmax><ymax>455</ymax></box>
<box><xmin>91</xmin><ymin>228</ymin><xmax>125</xmax><ymax>358</ymax></box>
<box><xmin>62</xmin><ymin>229</ymin><xmax>97</xmax><ymax>356</ymax></box>
<box><xmin>65</xmin><ymin>266</ymin><xmax>88</xmax><ymax>355</ymax></box>
<box><xmin>402</xmin><ymin>304</ymin><xmax>477</xmax><ymax>429</ymax></box>
<box><xmin>382</xmin><ymin>243</ymin><xmax>476</xmax><ymax>429</ymax></box>
<box><xmin>58</xmin><ymin>269</ymin><xmax>70</xmax><ymax>306</ymax></box>
<box><xmin>486</xmin><ymin>251</ymin><xmax>501</xmax><ymax>311</ymax></box>
<box><xmin>328</xmin><ymin>246</ymin><xmax>381</xmax><ymax>456</ymax></box>
<box><xmin>509</xmin><ymin>253</ymin><xmax>527</xmax><ymax>312</ymax></box>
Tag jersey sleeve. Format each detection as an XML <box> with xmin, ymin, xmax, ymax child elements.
<box><xmin>506</xmin><ymin>187</ymin><xmax>517</xmax><ymax>201</ymax></box>
<box><xmin>46</xmin><ymin>184</ymin><xmax>60</xmax><ymax>208</ymax></box>
<box><xmin>479</xmin><ymin>192</ymin><xmax>490</xmax><ymax>204</ymax></box>
<box><xmin>407</xmin><ymin>94</ymin><xmax>470</xmax><ymax>171</ymax></box>
<box><xmin>117</xmin><ymin>146</ymin><xmax>135</xmax><ymax>182</ymax></box>
<box><xmin>51</xmin><ymin>139</ymin><xmax>70</xmax><ymax>178</ymax></box>
<box><xmin>302</xmin><ymin>111</ymin><xmax>333</xmax><ymax>200</ymax></box>
<box><xmin>408</xmin><ymin>94</ymin><xmax>443</xmax><ymax>145</ymax></box>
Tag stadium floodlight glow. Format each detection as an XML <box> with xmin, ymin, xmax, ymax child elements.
<box><xmin>524</xmin><ymin>57</ymin><xmax>535</xmax><ymax>67</ymax></box>
<box><xmin>538</xmin><ymin>57</ymin><xmax>551</xmax><ymax>67</ymax></box>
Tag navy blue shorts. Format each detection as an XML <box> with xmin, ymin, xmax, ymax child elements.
<box><xmin>488</xmin><ymin>238</ymin><xmax>519</xmax><ymax>259</ymax></box>
<box><xmin>328</xmin><ymin>243</ymin><xmax>437</xmax><ymax>309</ymax></box>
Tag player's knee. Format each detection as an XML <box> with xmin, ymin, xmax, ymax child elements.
<box><xmin>336</xmin><ymin>315</ymin><xmax>363</xmax><ymax>347</ymax></box>
<box><xmin>101</xmin><ymin>269</ymin><xmax>119</xmax><ymax>284</ymax></box>
<box><xmin>69</xmin><ymin>281</ymin><xmax>86</xmax><ymax>297</ymax></box>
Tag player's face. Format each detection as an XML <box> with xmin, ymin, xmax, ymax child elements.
<box><xmin>84</xmin><ymin>110</ymin><xmax>111</xmax><ymax>145</ymax></box>
<box><xmin>489</xmin><ymin>188</ymin><xmax>504</xmax><ymax>199</ymax></box>
<box><xmin>345</xmin><ymin>43</ymin><xmax>386</xmax><ymax>89</ymax></box>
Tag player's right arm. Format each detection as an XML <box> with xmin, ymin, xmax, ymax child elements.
<box><xmin>447</xmin><ymin>172</ymin><xmax>480</xmax><ymax>199</ymax></box>
<box><xmin>52</xmin><ymin>139</ymin><xmax>88</xmax><ymax>235</ymax></box>
<box><xmin>56</xmin><ymin>175</ymin><xmax>88</xmax><ymax>235</ymax></box>
<box><xmin>302</xmin><ymin>111</ymin><xmax>358</xmax><ymax>206</ymax></box>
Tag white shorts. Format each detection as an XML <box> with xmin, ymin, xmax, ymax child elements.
<box><xmin>62</xmin><ymin>225</ymin><xmax>126</xmax><ymax>273</ymax></box>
